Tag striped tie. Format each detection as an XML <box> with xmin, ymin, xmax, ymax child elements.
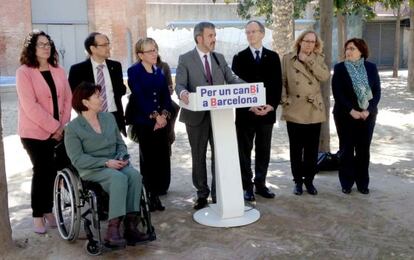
<box><xmin>96</xmin><ymin>64</ymin><xmax>108</xmax><ymax>112</ymax></box>
<box><xmin>204</xmin><ymin>54</ymin><xmax>213</xmax><ymax>85</ymax></box>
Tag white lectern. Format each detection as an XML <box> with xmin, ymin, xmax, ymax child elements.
<box><xmin>180</xmin><ymin>82</ymin><xmax>265</xmax><ymax>227</ymax></box>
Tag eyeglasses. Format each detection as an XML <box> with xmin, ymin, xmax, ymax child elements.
<box><xmin>141</xmin><ymin>49</ymin><xmax>158</xmax><ymax>54</ymax></box>
<box><xmin>95</xmin><ymin>43</ymin><xmax>111</xmax><ymax>48</ymax></box>
<box><xmin>346</xmin><ymin>47</ymin><xmax>357</xmax><ymax>51</ymax></box>
<box><xmin>302</xmin><ymin>40</ymin><xmax>316</xmax><ymax>44</ymax></box>
<box><xmin>245</xmin><ymin>30</ymin><xmax>261</xmax><ymax>35</ymax></box>
<box><xmin>36</xmin><ymin>42</ymin><xmax>51</xmax><ymax>49</ymax></box>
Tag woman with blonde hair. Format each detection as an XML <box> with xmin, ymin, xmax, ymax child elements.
<box><xmin>126</xmin><ymin>38</ymin><xmax>173</xmax><ymax>211</ymax></box>
<box><xmin>281</xmin><ymin>30</ymin><xmax>330</xmax><ymax>196</ymax></box>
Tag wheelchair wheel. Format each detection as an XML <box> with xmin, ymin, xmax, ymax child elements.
<box><xmin>54</xmin><ymin>169</ymin><xmax>81</xmax><ymax>241</ymax></box>
<box><xmin>84</xmin><ymin>240</ymin><xmax>102</xmax><ymax>256</ymax></box>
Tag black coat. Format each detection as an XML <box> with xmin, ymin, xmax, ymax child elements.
<box><xmin>332</xmin><ymin>60</ymin><xmax>381</xmax><ymax>116</ymax></box>
<box><xmin>232</xmin><ymin>47</ymin><xmax>282</xmax><ymax>125</ymax></box>
<box><xmin>68</xmin><ymin>59</ymin><xmax>127</xmax><ymax>135</ymax></box>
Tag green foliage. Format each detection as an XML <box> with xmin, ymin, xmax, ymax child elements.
<box><xmin>233</xmin><ymin>0</ymin><xmax>382</xmax><ymax>24</ymax></box>
<box><xmin>333</xmin><ymin>0</ymin><xmax>377</xmax><ymax>20</ymax></box>
<box><xmin>236</xmin><ymin>0</ymin><xmax>311</xmax><ymax>25</ymax></box>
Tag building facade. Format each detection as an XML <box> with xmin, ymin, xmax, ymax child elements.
<box><xmin>0</xmin><ymin>0</ymin><xmax>146</xmax><ymax>76</ymax></box>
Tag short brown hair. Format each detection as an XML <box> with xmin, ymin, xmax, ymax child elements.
<box><xmin>72</xmin><ymin>82</ymin><xmax>102</xmax><ymax>113</ymax></box>
<box><xmin>344</xmin><ymin>38</ymin><xmax>369</xmax><ymax>59</ymax></box>
<box><xmin>294</xmin><ymin>30</ymin><xmax>324</xmax><ymax>54</ymax></box>
<box><xmin>19</xmin><ymin>30</ymin><xmax>59</xmax><ymax>68</ymax></box>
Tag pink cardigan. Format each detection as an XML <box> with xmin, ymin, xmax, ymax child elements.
<box><xmin>16</xmin><ymin>64</ymin><xmax>72</xmax><ymax>140</ymax></box>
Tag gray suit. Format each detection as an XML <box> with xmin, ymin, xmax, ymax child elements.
<box><xmin>65</xmin><ymin>112</ymin><xmax>142</xmax><ymax>219</ymax></box>
<box><xmin>175</xmin><ymin>48</ymin><xmax>243</xmax><ymax>199</ymax></box>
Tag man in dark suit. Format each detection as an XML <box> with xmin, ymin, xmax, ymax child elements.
<box><xmin>175</xmin><ymin>22</ymin><xmax>243</xmax><ymax>210</ymax></box>
<box><xmin>231</xmin><ymin>20</ymin><xmax>282</xmax><ymax>201</ymax></box>
<box><xmin>68</xmin><ymin>32</ymin><xmax>127</xmax><ymax>136</ymax></box>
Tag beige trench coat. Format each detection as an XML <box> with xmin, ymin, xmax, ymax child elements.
<box><xmin>281</xmin><ymin>52</ymin><xmax>330</xmax><ymax>124</ymax></box>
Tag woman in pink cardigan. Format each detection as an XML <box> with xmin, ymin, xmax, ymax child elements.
<box><xmin>16</xmin><ymin>30</ymin><xmax>72</xmax><ymax>234</ymax></box>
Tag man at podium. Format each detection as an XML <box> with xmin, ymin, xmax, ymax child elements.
<box><xmin>175</xmin><ymin>21</ymin><xmax>243</xmax><ymax>210</ymax></box>
<box><xmin>231</xmin><ymin>20</ymin><xmax>282</xmax><ymax>202</ymax></box>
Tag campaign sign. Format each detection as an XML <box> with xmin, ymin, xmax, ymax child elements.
<box><xmin>180</xmin><ymin>82</ymin><xmax>265</xmax><ymax>111</ymax></box>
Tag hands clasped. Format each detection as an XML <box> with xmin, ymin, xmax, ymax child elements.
<box><xmin>250</xmin><ymin>105</ymin><xmax>274</xmax><ymax>116</ymax></box>
<box><xmin>350</xmin><ymin>109</ymin><xmax>370</xmax><ymax>120</ymax></box>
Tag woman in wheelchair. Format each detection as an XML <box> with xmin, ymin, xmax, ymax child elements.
<box><xmin>64</xmin><ymin>82</ymin><xmax>149</xmax><ymax>247</ymax></box>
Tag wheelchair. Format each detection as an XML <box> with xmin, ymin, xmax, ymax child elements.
<box><xmin>53</xmin><ymin>166</ymin><xmax>156</xmax><ymax>256</ymax></box>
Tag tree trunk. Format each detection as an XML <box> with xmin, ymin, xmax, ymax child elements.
<box><xmin>337</xmin><ymin>11</ymin><xmax>346</xmax><ymax>62</ymax></box>
<box><xmin>0</xmin><ymin>96</ymin><xmax>13</xmax><ymax>252</ymax></box>
<box><xmin>408</xmin><ymin>6</ymin><xmax>414</xmax><ymax>90</ymax></box>
<box><xmin>271</xmin><ymin>0</ymin><xmax>294</xmax><ymax>57</ymax></box>
<box><xmin>319</xmin><ymin>0</ymin><xmax>333</xmax><ymax>152</ymax></box>
<box><xmin>393</xmin><ymin>5</ymin><xmax>401</xmax><ymax>78</ymax></box>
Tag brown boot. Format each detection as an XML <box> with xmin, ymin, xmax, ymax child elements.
<box><xmin>124</xmin><ymin>213</ymin><xmax>150</xmax><ymax>246</ymax></box>
<box><xmin>104</xmin><ymin>218</ymin><xmax>126</xmax><ymax>247</ymax></box>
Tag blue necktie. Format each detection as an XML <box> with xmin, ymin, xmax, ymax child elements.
<box><xmin>255</xmin><ymin>50</ymin><xmax>261</xmax><ymax>64</ymax></box>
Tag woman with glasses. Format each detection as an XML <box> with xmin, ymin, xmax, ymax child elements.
<box><xmin>332</xmin><ymin>38</ymin><xmax>381</xmax><ymax>195</ymax></box>
<box><xmin>281</xmin><ymin>30</ymin><xmax>330</xmax><ymax>196</ymax></box>
<box><xmin>16</xmin><ymin>30</ymin><xmax>72</xmax><ymax>234</ymax></box>
<box><xmin>126</xmin><ymin>38</ymin><xmax>173</xmax><ymax>211</ymax></box>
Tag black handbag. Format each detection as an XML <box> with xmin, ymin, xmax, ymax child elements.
<box><xmin>317</xmin><ymin>151</ymin><xmax>341</xmax><ymax>172</ymax></box>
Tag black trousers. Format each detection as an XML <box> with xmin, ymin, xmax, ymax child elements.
<box><xmin>286</xmin><ymin>122</ymin><xmax>321</xmax><ymax>185</ymax></box>
<box><xmin>136</xmin><ymin>124</ymin><xmax>171</xmax><ymax>196</ymax></box>
<box><xmin>21</xmin><ymin>138</ymin><xmax>57</xmax><ymax>217</ymax></box>
<box><xmin>334</xmin><ymin>113</ymin><xmax>376</xmax><ymax>190</ymax></box>
<box><xmin>236</xmin><ymin>123</ymin><xmax>273</xmax><ymax>192</ymax></box>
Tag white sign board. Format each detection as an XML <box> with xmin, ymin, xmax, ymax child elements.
<box><xmin>180</xmin><ymin>82</ymin><xmax>265</xmax><ymax>111</ymax></box>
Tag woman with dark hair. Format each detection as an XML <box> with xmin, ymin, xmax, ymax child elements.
<box><xmin>332</xmin><ymin>38</ymin><xmax>381</xmax><ymax>195</ymax></box>
<box><xmin>126</xmin><ymin>37</ymin><xmax>173</xmax><ymax>211</ymax></box>
<box><xmin>281</xmin><ymin>30</ymin><xmax>330</xmax><ymax>196</ymax></box>
<box><xmin>64</xmin><ymin>82</ymin><xmax>148</xmax><ymax>247</ymax></box>
<box><xmin>16</xmin><ymin>30</ymin><xmax>72</xmax><ymax>234</ymax></box>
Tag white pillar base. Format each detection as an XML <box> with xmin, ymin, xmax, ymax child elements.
<box><xmin>193</xmin><ymin>204</ymin><xmax>260</xmax><ymax>228</ymax></box>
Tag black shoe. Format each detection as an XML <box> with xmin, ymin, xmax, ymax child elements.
<box><xmin>293</xmin><ymin>184</ymin><xmax>303</xmax><ymax>195</ymax></box>
<box><xmin>244</xmin><ymin>190</ymin><xmax>255</xmax><ymax>201</ymax></box>
<box><xmin>304</xmin><ymin>182</ymin><xmax>318</xmax><ymax>195</ymax></box>
<box><xmin>154</xmin><ymin>196</ymin><xmax>165</xmax><ymax>211</ymax></box>
<box><xmin>342</xmin><ymin>188</ymin><xmax>352</xmax><ymax>194</ymax></box>
<box><xmin>193</xmin><ymin>198</ymin><xmax>208</xmax><ymax>210</ymax></box>
<box><xmin>357</xmin><ymin>188</ymin><xmax>370</xmax><ymax>194</ymax></box>
<box><xmin>211</xmin><ymin>197</ymin><xmax>217</xmax><ymax>204</ymax></box>
<box><xmin>255</xmin><ymin>187</ymin><xmax>275</xmax><ymax>199</ymax></box>
<box><xmin>149</xmin><ymin>195</ymin><xmax>165</xmax><ymax>211</ymax></box>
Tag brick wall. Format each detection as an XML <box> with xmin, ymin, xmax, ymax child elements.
<box><xmin>0</xmin><ymin>0</ymin><xmax>147</xmax><ymax>76</ymax></box>
<box><xmin>87</xmin><ymin>0</ymin><xmax>147</xmax><ymax>68</ymax></box>
<box><xmin>0</xmin><ymin>0</ymin><xmax>32</xmax><ymax>76</ymax></box>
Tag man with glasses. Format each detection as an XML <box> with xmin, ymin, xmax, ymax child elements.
<box><xmin>231</xmin><ymin>20</ymin><xmax>282</xmax><ymax>202</ymax></box>
<box><xmin>69</xmin><ymin>32</ymin><xmax>127</xmax><ymax>135</ymax></box>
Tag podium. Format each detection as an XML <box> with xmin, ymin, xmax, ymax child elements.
<box><xmin>180</xmin><ymin>82</ymin><xmax>265</xmax><ymax>227</ymax></box>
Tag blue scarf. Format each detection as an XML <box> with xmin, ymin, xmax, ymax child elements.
<box><xmin>344</xmin><ymin>58</ymin><xmax>372</xmax><ymax>110</ymax></box>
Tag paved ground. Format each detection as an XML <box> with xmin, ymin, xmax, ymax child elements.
<box><xmin>2</xmin><ymin>71</ymin><xmax>414</xmax><ymax>259</ymax></box>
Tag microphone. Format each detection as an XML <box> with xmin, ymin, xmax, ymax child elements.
<box><xmin>211</xmin><ymin>52</ymin><xmax>226</xmax><ymax>78</ymax></box>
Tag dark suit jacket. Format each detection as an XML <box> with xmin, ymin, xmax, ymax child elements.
<box><xmin>175</xmin><ymin>48</ymin><xmax>244</xmax><ymax>126</ymax></box>
<box><xmin>68</xmin><ymin>59</ymin><xmax>127</xmax><ymax>135</ymax></box>
<box><xmin>332</xmin><ymin>60</ymin><xmax>381</xmax><ymax>116</ymax></box>
<box><xmin>232</xmin><ymin>47</ymin><xmax>282</xmax><ymax>126</ymax></box>
<box><xmin>126</xmin><ymin>62</ymin><xmax>173</xmax><ymax>126</ymax></box>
